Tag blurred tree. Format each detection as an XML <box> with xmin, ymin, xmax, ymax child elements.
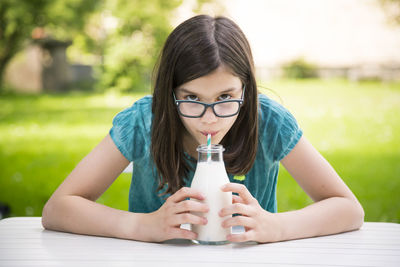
<box><xmin>1</xmin><ymin>0</ymin><xmax>220</xmax><ymax>93</ymax></box>
<box><xmin>380</xmin><ymin>0</ymin><xmax>400</xmax><ymax>25</ymax></box>
<box><xmin>86</xmin><ymin>0</ymin><xmax>218</xmax><ymax>93</ymax></box>
<box><xmin>0</xmin><ymin>0</ymin><xmax>99</xmax><ymax>90</ymax></box>
<box><xmin>99</xmin><ymin>0</ymin><xmax>183</xmax><ymax>92</ymax></box>
<box><xmin>282</xmin><ymin>58</ymin><xmax>317</xmax><ymax>79</ymax></box>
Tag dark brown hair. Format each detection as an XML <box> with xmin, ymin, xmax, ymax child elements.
<box><xmin>151</xmin><ymin>15</ymin><xmax>258</xmax><ymax>194</ymax></box>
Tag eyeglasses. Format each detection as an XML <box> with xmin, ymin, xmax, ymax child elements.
<box><xmin>173</xmin><ymin>86</ymin><xmax>245</xmax><ymax>118</ymax></box>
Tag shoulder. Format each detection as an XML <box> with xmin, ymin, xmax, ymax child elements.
<box><xmin>258</xmin><ymin>93</ymin><xmax>294</xmax><ymax>125</ymax></box>
<box><xmin>130</xmin><ymin>95</ymin><xmax>153</xmax><ymax>113</ymax></box>
<box><xmin>133</xmin><ymin>95</ymin><xmax>153</xmax><ymax>106</ymax></box>
<box><xmin>257</xmin><ymin>93</ymin><xmax>303</xmax><ymax>161</ymax></box>
<box><xmin>109</xmin><ymin>95</ymin><xmax>153</xmax><ymax>161</ymax></box>
<box><xmin>113</xmin><ymin>95</ymin><xmax>153</xmax><ymax>124</ymax></box>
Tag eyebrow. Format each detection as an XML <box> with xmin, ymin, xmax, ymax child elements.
<box><xmin>177</xmin><ymin>87</ymin><xmax>240</xmax><ymax>95</ymax></box>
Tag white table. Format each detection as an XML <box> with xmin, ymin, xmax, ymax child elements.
<box><xmin>0</xmin><ymin>217</ymin><xmax>399</xmax><ymax>266</ymax></box>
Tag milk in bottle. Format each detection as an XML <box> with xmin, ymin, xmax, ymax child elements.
<box><xmin>190</xmin><ymin>144</ymin><xmax>232</xmax><ymax>245</ymax></box>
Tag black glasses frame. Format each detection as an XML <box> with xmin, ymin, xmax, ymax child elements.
<box><xmin>173</xmin><ymin>86</ymin><xmax>246</xmax><ymax>118</ymax></box>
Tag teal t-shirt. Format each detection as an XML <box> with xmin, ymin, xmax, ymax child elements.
<box><xmin>109</xmin><ymin>94</ymin><xmax>303</xmax><ymax>213</ymax></box>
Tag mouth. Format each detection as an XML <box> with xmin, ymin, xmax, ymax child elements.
<box><xmin>201</xmin><ymin>131</ymin><xmax>219</xmax><ymax>137</ymax></box>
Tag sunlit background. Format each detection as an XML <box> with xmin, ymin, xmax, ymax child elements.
<box><xmin>0</xmin><ymin>0</ymin><xmax>399</xmax><ymax>222</ymax></box>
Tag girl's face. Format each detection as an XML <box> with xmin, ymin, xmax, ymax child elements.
<box><xmin>175</xmin><ymin>65</ymin><xmax>243</xmax><ymax>157</ymax></box>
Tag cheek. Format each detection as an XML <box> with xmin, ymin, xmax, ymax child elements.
<box><xmin>217</xmin><ymin>116</ymin><xmax>238</xmax><ymax>141</ymax></box>
<box><xmin>180</xmin><ymin>117</ymin><xmax>197</xmax><ymax>135</ymax></box>
<box><xmin>223</xmin><ymin>116</ymin><xmax>238</xmax><ymax>132</ymax></box>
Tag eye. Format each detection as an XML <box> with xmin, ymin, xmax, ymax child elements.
<box><xmin>185</xmin><ymin>95</ymin><xmax>199</xmax><ymax>101</ymax></box>
<box><xmin>218</xmin><ymin>94</ymin><xmax>232</xmax><ymax>101</ymax></box>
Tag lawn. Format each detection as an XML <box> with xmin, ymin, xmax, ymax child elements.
<box><xmin>0</xmin><ymin>79</ymin><xmax>399</xmax><ymax>222</ymax></box>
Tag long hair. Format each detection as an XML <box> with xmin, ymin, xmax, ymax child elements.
<box><xmin>151</xmin><ymin>15</ymin><xmax>258</xmax><ymax>195</ymax></box>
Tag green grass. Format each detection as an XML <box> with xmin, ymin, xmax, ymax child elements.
<box><xmin>260</xmin><ymin>79</ymin><xmax>400</xmax><ymax>222</ymax></box>
<box><xmin>0</xmin><ymin>79</ymin><xmax>399</xmax><ymax>222</ymax></box>
<box><xmin>0</xmin><ymin>92</ymin><xmax>140</xmax><ymax>215</ymax></box>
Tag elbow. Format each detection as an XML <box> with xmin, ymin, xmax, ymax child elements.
<box><xmin>352</xmin><ymin>200</ymin><xmax>365</xmax><ymax>230</ymax></box>
<box><xmin>41</xmin><ymin>198</ymin><xmax>55</xmax><ymax>230</ymax></box>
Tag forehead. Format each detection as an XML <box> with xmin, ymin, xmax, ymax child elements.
<box><xmin>177</xmin><ymin>66</ymin><xmax>242</xmax><ymax>95</ymax></box>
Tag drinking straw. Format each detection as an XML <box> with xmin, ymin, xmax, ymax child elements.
<box><xmin>207</xmin><ymin>133</ymin><xmax>211</xmax><ymax>162</ymax></box>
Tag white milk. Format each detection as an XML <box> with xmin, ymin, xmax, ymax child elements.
<box><xmin>190</xmin><ymin>145</ymin><xmax>232</xmax><ymax>245</ymax></box>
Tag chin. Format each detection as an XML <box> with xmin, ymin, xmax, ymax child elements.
<box><xmin>210</xmin><ymin>136</ymin><xmax>223</xmax><ymax>145</ymax></box>
<box><xmin>214</xmin><ymin>138</ymin><xmax>222</xmax><ymax>145</ymax></box>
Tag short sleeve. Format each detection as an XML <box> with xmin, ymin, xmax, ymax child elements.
<box><xmin>258</xmin><ymin>94</ymin><xmax>303</xmax><ymax>162</ymax></box>
<box><xmin>109</xmin><ymin>96</ymin><xmax>153</xmax><ymax>162</ymax></box>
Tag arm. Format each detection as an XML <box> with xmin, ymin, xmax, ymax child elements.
<box><xmin>276</xmin><ymin>135</ymin><xmax>364</xmax><ymax>240</ymax></box>
<box><xmin>220</xmin><ymin>136</ymin><xmax>364</xmax><ymax>243</ymax></box>
<box><xmin>42</xmin><ymin>134</ymin><xmax>208</xmax><ymax>242</ymax></box>
<box><xmin>42</xmin><ymin>134</ymin><xmax>135</xmax><ymax>239</ymax></box>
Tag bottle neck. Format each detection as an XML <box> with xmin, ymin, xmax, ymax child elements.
<box><xmin>198</xmin><ymin>150</ymin><xmax>224</xmax><ymax>163</ymax></box>
<box><xmin>197</xmin><ymin>144</ymin><xmax>224</xmax><ymax>163</ymax></box>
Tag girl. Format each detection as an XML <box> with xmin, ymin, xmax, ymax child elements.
<box><xmin>42</xmin><ymin>15</ymin><xmax>364</xmax><ymax>243</ymax></box>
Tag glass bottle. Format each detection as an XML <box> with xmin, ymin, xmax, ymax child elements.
<box><xmin>190</xmin><ymin>144</ymin><xmax>232</xmax><ymax>245</ymax></box>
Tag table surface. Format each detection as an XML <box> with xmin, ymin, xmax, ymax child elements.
<box><xmin>0</xmin><ymin>217</ymin><xmax>399</xmax><ymax>267</ymax></box>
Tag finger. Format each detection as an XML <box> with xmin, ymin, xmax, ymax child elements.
<box><xmin>166</xmin><ymin>227</ymin><xmax>197</xmax><ymax>240</ymax></box>
<box><xmin>221</xmin><ymin>183</ymin><xmax>254</xmax><ymax>204</ymax></box>
<box><xmin>220</xmin><ymin>203</ymin><xmax>254</xmax><ymax>217</ymax></box>
<box><xmin>221</xmin><ymin>215</ymin><xmax>255</xmax><ymax>229</ymax></box>
<box><xmin>169</xmin><ymin>212</ymin><xmax>207</xmax><ymax>226</ymax></box>
<box><xmin>168</xmin><ymin>187</ymin><xmax>205</xmax><ymax>203</ymax></box>
<box><xmin>174</xmin><ymin>199</ymin><xmax>209</xmax><ymax>214</ymax></box>
<box><xmin>227</xmin><ymin>230</ymin><xmax>254</xmax><ymax>243</ymax></box>
<box><xmin>232</xmin><ymin>195</ymin><xmax>245</xmax><ymax>204</ymax></box>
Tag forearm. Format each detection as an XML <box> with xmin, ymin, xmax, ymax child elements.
<box><xmin>276</xmin><ymin>197</ymin><xmax>364</xmax><ymax>241</ymax></box>
<box><xmin>42</xmin><ymin>195</ymin><xmax>142</xmax><ymax>240</ymax></box>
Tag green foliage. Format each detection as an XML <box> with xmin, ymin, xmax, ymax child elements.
<box><xmin>97</xmin><ymin>0</ymin><xmax>183</xmax><ymax>93</ymax></box>
<box><xmin>0</xmin><ymin>0</ymin><xmax>43</xmax><ymax>86</ymax></box>
<box><xmin>0</xmin><ymin>0</ymin><xmax>99</xmax><ymax>88</ymax></box>
<box><xmin>2</xmin><ymin>0</ymin><xmax>215</xmax><ymax>93</ymax></box>
<box><xmin>42</xmin><ymin>0</ymin><xmax>100</xmax><ymax>39</ymax></box>
<box><xmin>282</xmin><ymin>58</ymin><xmax>318</xmax><ymax>79</ymax></box>
<box><xmin>1</xmin><ymin>79</ymin><xmax>399</xmax><ymax>223</ymax></box>
<box><xmin>70</xmin><ymin>0</ymin><xmax>216</xmax><ymax>93</ymax></box>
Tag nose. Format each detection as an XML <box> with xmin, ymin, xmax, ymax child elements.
<box><xmin>200</xmin><ymin>106</ymin><xmax>217</xmax><ymax>123</ymax></box>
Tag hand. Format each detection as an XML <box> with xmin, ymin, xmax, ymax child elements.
<box><xmin>220</xmin><ymin>183</ymin><xmax>282</xmax><ymax>243</ymax></box>
<box><xmin>138</xmin><ymin>187</ymin><xmax>209</xmax><ymax>242</ymax></box>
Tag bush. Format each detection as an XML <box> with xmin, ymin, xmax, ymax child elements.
<box><xmin>282</xmin><ymin>58</ymin><xmax>318</xmax><ymax>79</ymax></box>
